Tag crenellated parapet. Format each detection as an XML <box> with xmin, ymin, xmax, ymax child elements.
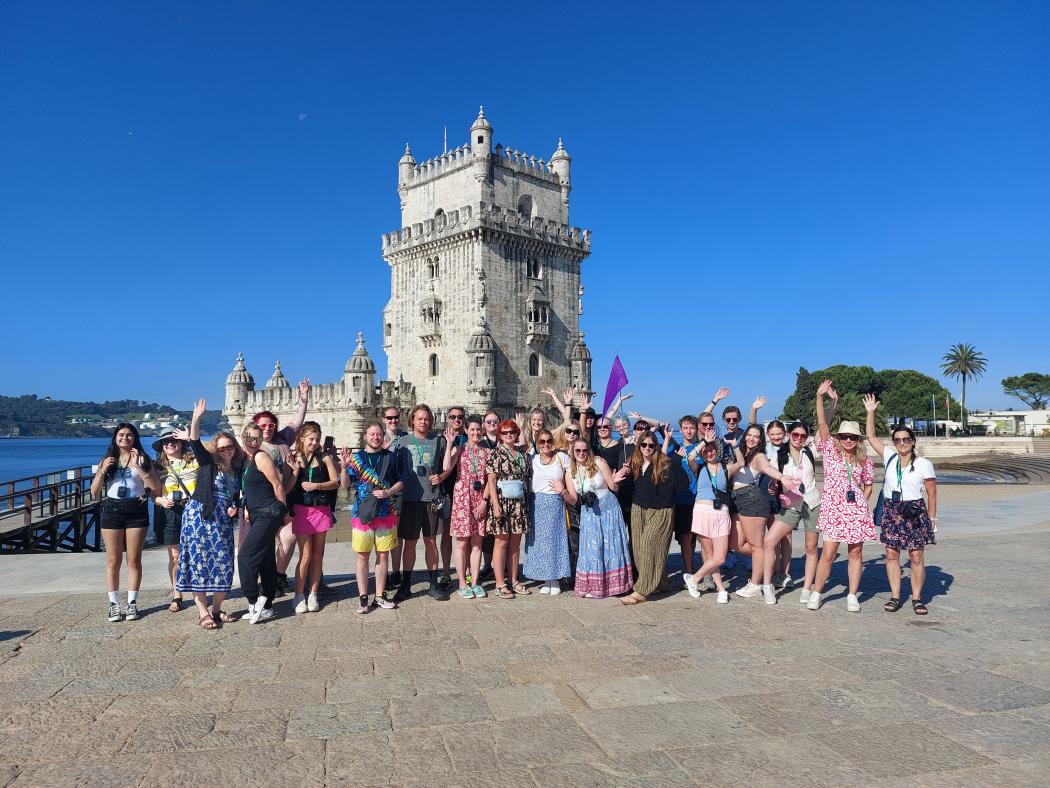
<box><xmin>396</xmin><ymin>141</ymin><xmax>562</xmax><ymax>190</ymax></box>
<box><xmin>492</xmin><ymin>144</ymin><xmax>561</xmax><ymax>184</ymax></box>
<box><xmin>381</xmin><ymin>202</ymin><xmax>590</xmax><ymax>257</ymax></box>
<box><xmin>401</xmin><ymin>144</ymin><xmax>476</xmax><ymax>187</ymax></box>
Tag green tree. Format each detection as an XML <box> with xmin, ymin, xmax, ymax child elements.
<box><xmin>782</xmin><ymin>364</ymin><xmax>880</xmax><ymax>428</ymax></box>
<box><xmin>940</xmin><ymin>343</ymin><xmax>988</xmax><ymax>429</ymax></box>
<box><xmin>878</xmin><ymin>369</ymin><xmax>957</xmax><ymax>425</ymax></box>
<box><xmin>1001</xmin><ymin>373</ymin><xmax>1050</xmax><ymax>410</ymax></box>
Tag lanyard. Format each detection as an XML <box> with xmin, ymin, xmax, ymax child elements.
<box><xmin>302</xmin><ymin>453</ymin><xmax>315</xmax><ymax>483</ymax></box>
<box><xmin>241</xmin><ymin>459</ymin><xmax>251</xmax><ymax>492</ymax></box>
<box><xmin>705</xmin><ymin>463</ymin><xmax>722</xmax><ymax>492</ymax></box>
<box><xmin>896</xmin><ymin>455</ymin><xmax>911</xmax><ymax>490</ymax></box>
<box><xmin>843</xmin><ymin>452</ymin><xmax>855</xmax><ymax>491</ymax></box>
<box><xmin>469</xmin><ymin>446</ymin><xmax>480</xmax><ymax>476</ymax></box>
<box><xmin>500</xmin><ymin>445</ymin><xmax>525</xmax><ymax>473</ymax></box>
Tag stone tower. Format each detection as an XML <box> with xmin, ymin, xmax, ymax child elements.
<box><xmin>381</xmin><ymin>107</ymin><xmax>592</xmax><ymax>417</ymax></box>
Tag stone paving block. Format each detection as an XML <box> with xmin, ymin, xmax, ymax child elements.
<box><xmin>391</xmin><ymin>691</ymin><xmax>494</xmax><ymax>730</ymax></box>
<box><xmin>389</xmin><ymin>728</ymin><xmax>454</xmax><ymax>782</ymax></box>
<box><xmin>492</xmin><ymin>714</ymin><xmax>603</xmax><ymax>768</ymax></box>
<box><xmin>412</xmin><ymin>666</ymin><xmax>511</xmax><ymax>697</ymax></box>
<box><xmin>0</xmin><ymin>695</ymin><xmax>111</xmax><ymax>731</ymax></box>
<box><xmin>176</xmin><ymin>660</ymin><xmax>277</xmax><ymax>689</ymax></box>
<box><xmin>482</xmin><ymin>684</ymin><xmax>566</xmax><ymax>720</ymax></box>
<box><xmin>326</xmin><ymin>731</ymin><xmax>396</xmax><ymax>784</ymax></box>
<box><xmin>58</xmin><ymin>668</ymin><xmax>180</xmax><ymax>697</ymax></box>
<box><xmin>571</xmin><ymin>675</ymin><xmax>684</xmax><ymax>709</ymax></box>
<box><xmin>1</xmin><ymin>718</ymin><xmax>138</xmax><ymax>764</ymax></box>
<box><xmin>101</xmin><ymin>685</ymin><xmax>239</xmax><ymax>718</ymax></box>
<box><xmin>0</xmin><ymin>764</ymin><xmax>19</xmax><ymax>786</ymax></box>
<box><xmin>718</xmin><ymin>687</ymin><xmax>885</xmax><ymax>735</ymax></box>
<box><xmin>141</xmin><ymin>738</ymin><xmax>323</xmax><ymax>784</ymax></box>
<box><xmin>9</xmin><ymin>755</ymin><xmax>155</xmax><ymax>787</ymax></box>
<box><xmin>374</xmin><ymin>650</ymin><xmax>461</xmax><ymax>677</ymax></box>
<box><xmin>817</xmin><ymin>725</ymin><xmax>993</xmax><ymax>778</ymax></box>
<box><xmin>934</xmin><ymin>711</ymin><xmax>1050</xmax><ymax>761</ymax></box>
<box><xmin>0</xmin><ymin>677</ymin><xmax>70</xmax><ymax>703</ymax></box>
<box><xmin>989</xmin><ymin>658</ymin><xmax>1050</xmax><ymax>691</ymax></box>
<box><xmin>232</xmin><ymin>678</ymin><xmax>325</xmax><ymax>711</ymax></box>
<box><xmin>287</xmin><ymin>700</ymin><xmax>391</xmax><ymax>738</ymax></box>
<box><xmin>910</xmin><ymin>669</ymin><xmax>1050</xmax><ymax>713</ymax></box>
<box><xmin>0</xmin><ymin>654</ymin><xmax>131</xmax><ymax>682</ymax></box>
<box><xmin>575</xmin><ymin>701</ymin><xmax>751</xmax><ymax>758</ymax></box>
<box><xmin>327</xmin><ymin>672</ymin><xmax>417</xmax><ymax>704</ymax></box>
<box><xmin>122</xmin><ymin>712</ymin><xmax>217</xmax><ymax>753</ymax></box>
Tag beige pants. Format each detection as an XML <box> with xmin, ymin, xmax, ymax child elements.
<box><xmin>630</xmin><ymin>505</ymin><xmax>674</xmax><ymax>596</ymax></box>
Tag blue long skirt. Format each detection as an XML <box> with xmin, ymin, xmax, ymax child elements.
<box><xmin>523</xmin><ymin>493</ymin><xmax>572</xmax><ymax>581</ymax></box>
<box><xmin>574</xmin><ymin>493</ymin><xmax>633</xmax><ymax>598</ymax></box>
<box><xmin>176</xmin><ymin>476</ymin><xmax>235</xmax><ymax>593</ymax></box>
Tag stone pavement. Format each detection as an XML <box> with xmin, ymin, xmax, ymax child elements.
<box><xmin>1</xmin><ymin>495</ymin><xmax>1049</xmax><ymax>785</ymax></box>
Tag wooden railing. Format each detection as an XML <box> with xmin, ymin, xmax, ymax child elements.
<box><xmin>0</xmin><ymin>466</ymin><xmax>102</xmax><ymax>552</ymax></box>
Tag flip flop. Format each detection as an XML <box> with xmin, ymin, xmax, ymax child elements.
<box><xmin>168</xmin><ymin>596</ymin><xmax>182</xmax><ymax>613</ymax></box>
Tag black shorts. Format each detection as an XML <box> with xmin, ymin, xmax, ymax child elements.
<box><xmin>731</xmin><ymin>485</ymin><xmax>771</xmax><ymax>518</ymax></box>
<box><xmin>397</xmin><ymin>500</ymin><xmax>445</xmax><ymax>540</ymax></box>
<box><xmin>153</xmin><ymin>504</ymin><xmax>185</xmax><ymax>545</ymax></box>
<box><xmin>101</xmin><ymin>498</ymin><xmax>149</xmax><ymax>530</ymax></box>
<box><xmin>673</xmin><ymin>504</ymin><xmax>695</xmax><ymax>539</ymax></box>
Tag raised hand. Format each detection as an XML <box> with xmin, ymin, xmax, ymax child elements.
<box><xmin>299</xmin><ymin>378</ymin><xmax>311</xmax><ymax>401</ymax></box>
<box><xmin>338</xmin><ymin>447</ymin><xmax>352</xmax><ymax>466</ymax></box>
<box><xmin>444</xmin><ymin>426</ymin><xmax>458</xmax><ymax>443</ymax></box>
<box><xmin>628</xmin><ymin>411</ymin><xmax>641</xmax><ymax>421</ymax></box>
<box><xmin>613</xmin><ymin>465</ymin><xmax>630</xmax><ymax>482</ymax></box>
<box><xmin>192</xmin><ymin>398</ymin><xmax>207</xmax><ymax>422</ymax></box>
<box><xmin>172</xmin><ymin>426</ymin><xmax>191</xmax><ymax>441</ymax></box>
<box><xmin>620</xmin><ymin>392</ymin><xmax>634</xmax><ymax>403</ymax></box>
<box><xmin>713</xmin><ymin>387</ymin><xmax>730</xmax><ymax>403</ymax></box>
<box><xmin>752</xmin><ymin>396</ymin><xmax>767</xmax><ymax>410</ymax></box>
<box><xmin>862</xmin><ymin>393</ymin><xmax>879</xmax><ymax>413</ymax></box>
<box><xmin>816</xmin><ymin>379</ymin><xmax>833</xmax><ymax>397</ymax></box>
<box><xmin>580</xmin><ymin>394</ymin><xmax>593</xmax><ymax>411</ymax></box>
<box><xmin>725</xmin><ymin>436</ymin><xmax>739</xmax><ymax>448</ymax></box>
<box><xmin>701</xmin><ymin>425</ymin><xmax>716</xmax><ymax>442</ymax></box>
<box><xmin>829</xmin><ymin>387</ymin><xmax>840</xmax><ymax>404</ymax></box>
<box><xmin>539</xmin><ymin>386</ymin><xmax>556</xmax><ymax>399</ymax></box>
<box><xmin>562</xmin><ymin>386</ymin><xmax>577</xmax><ymax>405</ymax></box>
<box><xmin>99</xmin><ymin>457</ymin><xmax>117</xmax><ymax>473</ymax></box>
<box><xmin>513</xmin><ymin>413</ymin><xmax>525</xmax><ymax>431</ymax></box>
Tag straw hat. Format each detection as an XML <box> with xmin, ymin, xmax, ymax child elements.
<box><xmin>835</xmin><ymin>420</ymin><xmax>863</xmax><ymax>438</ymax></box>
<box><xmin>151</xmin><ymin>427</ymin><xmax>183</xmax><ymax>452</ymax></box>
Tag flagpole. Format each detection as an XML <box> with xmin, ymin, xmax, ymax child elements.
<box><xmin>932</xmin><ymin>394</ymin><xmax>936</xmax><ymax>438</ymax></box>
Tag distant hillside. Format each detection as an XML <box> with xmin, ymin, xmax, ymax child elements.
<box><xmin>0</xmin><ymin>395</ymin><xmax>226</xmax><ymax>437</ymax></box>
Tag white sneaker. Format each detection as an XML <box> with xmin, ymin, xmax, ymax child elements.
<box><xmin>806</xmin><ymin>591</ymin><xmax>822</xmax><ymax>610</ymax></box>
<box><xmin>549</xmin><ymin>582</ymin><xmax>561</xmax><ymax>596</ymax></box>
<box><xmin>244</xmin><ymin>603</ymin><xmax>255</xmax><ymax>621</ymax></box>
<box><xmin>250</xmin><ymin>596</ymin><xmax>270</xmax><ymax>624</ymax></box>
<box><xmin>780</xmin><ymin>574</ymin><xmax>794</xmax><ymax>590</ymax></box>
<box><xmin>716</xmin><ymin>590</ymin><xmax>730</xmax><ymax>604</ymax></box>
<box><xmin>539</xmin><ymin>584</ymin><xmax>551</xmax><ymax>594</ymax></box>
<box><xmin>735</xmin><ymin>581</ymin><xmax>761</xmax><ymax>599</ymax></box>
<box><xmin>307</xmin><ymin>593</ymin><xmax>319</xmax><ymax>612</ymax></box>
<box><xmin>293</xmin><ymin>595</ymin><xmax>307</xmax><ymax>614</ymax></box>
<box><xmin>761</xmin><ymin>584</ymin><xmax>777</xmax><ymax>605</ymax></box>
<box><xmin>799</xmin><ymin>589</ymin><xmax>811</xmax><ymax>605</ymax></box>
<box><xmin>702</xmin><ymin>575</ymin><xmax>716</xmax><ymax>592</ymax></box>
<box><xmin>846</xmin><ymin>593</ymin><xmax>861</xmax><ymax>613</ymax></box>
<box><xmin>683</xmin><ymin>573</ymin><xmax>701</xmax><ymax>598</ymax></box>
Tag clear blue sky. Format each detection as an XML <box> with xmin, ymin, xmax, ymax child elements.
<box><xmin>2</xmin><ymin>2</ymin><xmax>1047</xmax><ymax>417</ymax></box>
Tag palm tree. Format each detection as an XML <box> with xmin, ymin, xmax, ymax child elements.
<box><xmin>941</xmin><ymin>343</ymin><xmax>988</xmax><ymax>431</ymax></box>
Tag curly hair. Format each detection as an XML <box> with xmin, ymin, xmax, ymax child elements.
<box><xmin>629</xmin><ymin>430</ymin><xmax>668</xmax><ymax>484</ymax></box>
<box><xmin>742</xmin><ymin>425</ymin><xmax>767</xmax><ymax>466</ymax></box>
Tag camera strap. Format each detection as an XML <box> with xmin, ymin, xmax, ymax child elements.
<box><xmin>167</xmin><ymin>461</ymin><xmax>193</xmax><ymax>500</ymax></box>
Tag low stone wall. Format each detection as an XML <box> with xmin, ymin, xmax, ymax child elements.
<box><xmin>914</xmin><ymin>437</ymin><xmax>1038</xmax><ymax>459</ymax></box>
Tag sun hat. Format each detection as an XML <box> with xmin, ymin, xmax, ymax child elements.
<box><xmin>151</xmin><ymin>427</ymin><xmax>183</xmax><ymax>452</ymax></box>
<box><xmin>835</xmin><ymin>421</ymin><xmax>863</xmax><ymax>438</ymax></box>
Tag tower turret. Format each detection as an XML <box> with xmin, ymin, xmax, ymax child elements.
<box><xmin>569</xmin><ymin>331</ymin><xmax>593</xmax><ymax>399</ymax></box>
<box><xmin>224</xmin><ymin>352</ymin><xmax>255</xmax><ymax>418</ymax></box>
<box><xmin>398</xmin><ymin>144</ymin><xmax>416</xmax><ymax>187</ymax></box>
<box><xmin>264</xmin><ymin>360</ymin><xmax>290</xmax><ymax>389</ymax></box>
<box><xmin>470</xmin><ymin>106</ymin><xmax>492</xmax><ymax>157</ymax></box>
<box><xmin>550</xmin><ymin>137</ymin><xmax>571</xmax><ymax>208</ymax></box>
<box><xmin>343</xmin><ymin>332</ymin><xmax>377</xmax><ymax>406</ymax></box>
<box><xmin>465</xmin><ymin>315</ymin><xmax>496</xmax><ymax>412</ymax></box>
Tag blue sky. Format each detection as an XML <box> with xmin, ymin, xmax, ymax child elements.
<box><xmin>2</xmin><ymin>2</ymin><xmax>1047</xmax><ymax>417</ymax></box>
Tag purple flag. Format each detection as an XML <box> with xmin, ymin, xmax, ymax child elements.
<box><xmin>601</xmin><ymin>356</ymin><xmax>629</xmax><ymax>417</ymax></box>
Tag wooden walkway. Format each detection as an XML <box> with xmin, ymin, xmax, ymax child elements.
<box><xmin>0</xmin><ymin>467</ymin><xmax>102</xmax><ymax>552</ymax></box>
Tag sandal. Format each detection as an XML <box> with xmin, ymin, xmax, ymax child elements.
<box><xmin>168</xmin><ymin>596</ymin><xmax>182</xmax><ymax>613</ymax></box>
<box><xmin>213</xmin><ymin>610</ymin><xmax>234</xmax><ymax>624</ymax></box>
<box><xmin>495</xmin><ymin>585</ymin><xmax>514</xmax><ymax>600</ymax></box>
<box><xmin>912</xmin><ymin>600</ymin><xmax>929</xmax><ymax>616</ymax></box>
<box><xmin>198</xmin><ymin>614</ymin><xmax>219</xmax><ymax>630</ymax></box>
<box><xmin>512</xmin><ymin>582</ymin><xmax>531</xmax><ymax>595</ymax></box>
<box><xmin>883</xmin><ymin>597</ymin><xmax>902</xmax><ymax>613</ymax></box>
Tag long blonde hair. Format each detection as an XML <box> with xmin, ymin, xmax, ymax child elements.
<box><xmin>568</xmin><ymin>439</ymin><xmax>597</xmax><ymax>479</ymax></box>
<box><xmin>293</xmin><ymin>422</ymin><xmax>323</xmax><ymax>460</ymax></box>
<box><xmin>630</xmin><ymin>430</ymin><xmax>668</xmax><ymax>484</ymax></box>
<box><xmin>521</xmin><ymin>407</ymin><xmax>547</xmax><ymax>449</ymax></box>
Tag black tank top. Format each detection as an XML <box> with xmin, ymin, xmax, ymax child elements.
<box><xmin>292</xmin><ymin>454</ymin><xmax>332</xmax><ymax>507</ymax></box>
<box><xmin>242</xmin><ymin>454</ymin><xmax>278</xmax><ymax>512</ymax></box>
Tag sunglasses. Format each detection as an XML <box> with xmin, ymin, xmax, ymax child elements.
<box><xmin>699</xmin><ymin>422</ymin><xmax>715</xmax><ymax>428</ymax></box>
<box><xmin>217</xmin><ymin>445</ymin><xmax>236</xmax><ymax>452</ymax></box>
<box><xmin>484</xmin><ymin>419</ymin><xmax>499</xmax><ymax>425</ymax></box>
<box><xmin>257</xmin><ymin>422</ymin><xmax>277</xmax><ymax>430</ymax></box>
<box><xmin>244</xmin><ymin>436</ymin><xmax>261</xmax><ymax>444</ymax></box>
<box><xmin>537</xmin><ymin>439</ymin><xmax>553</xmax><ymax>445</ymax></box>
<box><xmin>597</xmin><ymin>424</ymin><xmax>611</xmax><ymax>429</ymax></box>
<box><xmin>634</xmin><ymin>425</ymin><xmax>648</xmax><ymax>432</ymax></box>
<box><xmin>448</xmin><ymin>414</ymin><xmax>464</xmax><ymax>420</ymax></box>
<box><xmin>639</xmin><ymin>442</ymin><xmax>656</xmax><ymax>449</ymax></box>
<box><xmin>573</xmin><ymin>448</ymin><xmax>589</xmax><ymax>454</ymax></box>
<box><xmin>837</xmin><ymin>434</ymin><xmax>859</xmax><ymax>442</ymax></box>
<box><xmin>790</xmin><ymin>432</ymin><xmax>808</xmax><ymax>439</ymax></box>
<box><xmin>384</xmin><ymin>415</ymin><xmax>400</xmax><ymax>421</ymax></box>
<box><xmin>892</xmin><ymin>437</ymin><xmax>913</xmax><ymax>445</ymax></box>
<box><xmin>500</xmin><ymin>430</ymin><xmax>517</xmax><ymax>436</ymax></box>
<box><xmin>724</xmin><ymin>417</ymin><xmax>740</xmax><ymax>423</ymax></box>
<box><xmin>565</xmin><ymin>429</ymin><xmax>580</xmax><ymax>435</ymax></box>
<box><xmin>163</xmin><ymin>439</ymin><xmax>180</xmax><ymax>446</ymax></box>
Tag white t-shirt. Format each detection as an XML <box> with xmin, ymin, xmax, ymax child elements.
<box><xmin>105</xmin><ymin>466</ymin><xmax>146</xmax><ymax>499</ymax></box>
<box><xmin>531</xmin><ymin>452</ymin><xmax>569</xmax><ymax>494</ymax></box>
<box><xmin>881</xmin><ymin>447</ymin><xmax>935</xmax><ymax>501</ymax></box>
<box><xmin>783</xmin><ymin>448</ymin><xmax>821</xmax><ymax>509</ymax></box>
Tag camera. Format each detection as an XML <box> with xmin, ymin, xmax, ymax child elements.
<box><xmin>116</xmin><ymin>485</ymin><xmax>128</xmax><ymax>499</ymax></box>
<box><xmin>580</xmin><ymin>491</ymin><xmax>598</xmax><ymax>507</ymax></box>
<box><xmin>302</xmin><ymin>492</ymin><xmax>322</xmax><ymax>507</ymax></box>
<box><xmin>473</xmin><ymin>480</ymin><xmax>483</xmax><ymax>492</ymax></box>
<box><xmin>171</xmin><ymin>490</ymin><xmax>183</xmax><ymax>503</ymax></box>
<box><xmin>846</xmin><ymin>490</ymin><xmax>856</xmax><ymax>503</ymax></box>
<box><xmin>416</xmin><ymin>465</ymin><xmax>428</xmax><ymax>477</ymax></box>
<box><xmin>798</xmin><ymin>483</ymin><xmax>806</xmax><ymax>494</ymax></box>
<box><xmin>712</xmin><ymin>499</ymin><xmax>722</xmax><ymax>510</ymax></box>
<box><xmin>891</xmin><ymin>491</ymin><xmax>901</xmax><ymax>502</ymax></box>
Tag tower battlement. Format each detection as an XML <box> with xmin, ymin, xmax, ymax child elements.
<box><xmin>381</xmin><ymin>202</ymin><xmax>590</xmax><ymax>255</ymax></box>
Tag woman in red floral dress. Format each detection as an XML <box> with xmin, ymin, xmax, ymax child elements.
<box><xmin>444</xmin><ymin>416</ymin><xmax>490</xmax><ymax>599</ymax></box>
<box><xmin>808</xmin><ymin>379</ymin><xmax>876</xmax><ymax>613</ymax></box>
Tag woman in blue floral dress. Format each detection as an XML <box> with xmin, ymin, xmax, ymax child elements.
<box><xmin>174</xmin><ymin>398</ymin><xmax>245</xmax><ymax>630</ymax></box>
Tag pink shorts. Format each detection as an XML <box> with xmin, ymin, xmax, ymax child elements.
<box><xmin>691</xmin><ymin>501</ymin><xmax>732</xmax><ymax>538</ymax></box>
<box><xmin>292</xmin><ymin>504</ymin><xmax>333</xmax><ymax>535</ymax></box>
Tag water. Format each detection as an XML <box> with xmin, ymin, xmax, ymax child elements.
<box><xmin>0</xmin><ymin>438</ymin><xmax>113</xmax><ymax>482</ymax></box>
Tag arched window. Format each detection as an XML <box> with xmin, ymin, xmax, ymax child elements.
<box><xmin>517</xmin><ymin>194</ymin><xmax>534</xmax><ymax>219</ymax></box>
<box><xmin>429</xmin><ymin>354</ymin><xmax>439</xmax><ymax>377</ymax></box>
<box><xmin>528</xmin><ymin>353</ymin><xmax>540</xmax><ymax>377</ymax></box>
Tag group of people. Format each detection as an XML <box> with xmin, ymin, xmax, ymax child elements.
<box><xmin>91</xmin><ymin>380</ymin><xmax>939</xmax><ymax>627</ymax></box>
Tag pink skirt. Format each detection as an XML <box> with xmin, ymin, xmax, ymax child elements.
<box><xmin>292</xmin><ymin>504</ymin><xmax>333</xmax><ymax>535</ymax></box>
<box><xmin>691</xmin><ymin>501</ymin><xmax>731</xmax><ymax>538</ymax></box>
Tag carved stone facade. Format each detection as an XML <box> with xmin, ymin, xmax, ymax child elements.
<box><xmin>223</xmin><ymin>108</ymin><xmax>592</xmax><ymax>446</ymax></box>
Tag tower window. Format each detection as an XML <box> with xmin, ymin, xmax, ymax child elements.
<box><xmin>526</xmin><ymin>257</ymin><xmax>542</xmax><ymax>279</ymax></box>
<box><xmin>528</xmin><ymin>353</ymin><xmax>540</xmax><ymax>377</ymax></box>
<box><xmin>429</xmin><ymin>354</ymin><xmax>439</xmax><ymax>377</ymax></box>
<box><xmin>477</xmin><ymin>135</ymin><xmax>484</xmax><ymax>143</ymax></box>
<box><xmin>384</xmin><ymin>323</ymin><xmax>392</xmax><ymax>337</ymax></box>
<box><xmin>427</xmin><ymin>259</ymin><xmax>439</xmax><ymax>279</ymax></box>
